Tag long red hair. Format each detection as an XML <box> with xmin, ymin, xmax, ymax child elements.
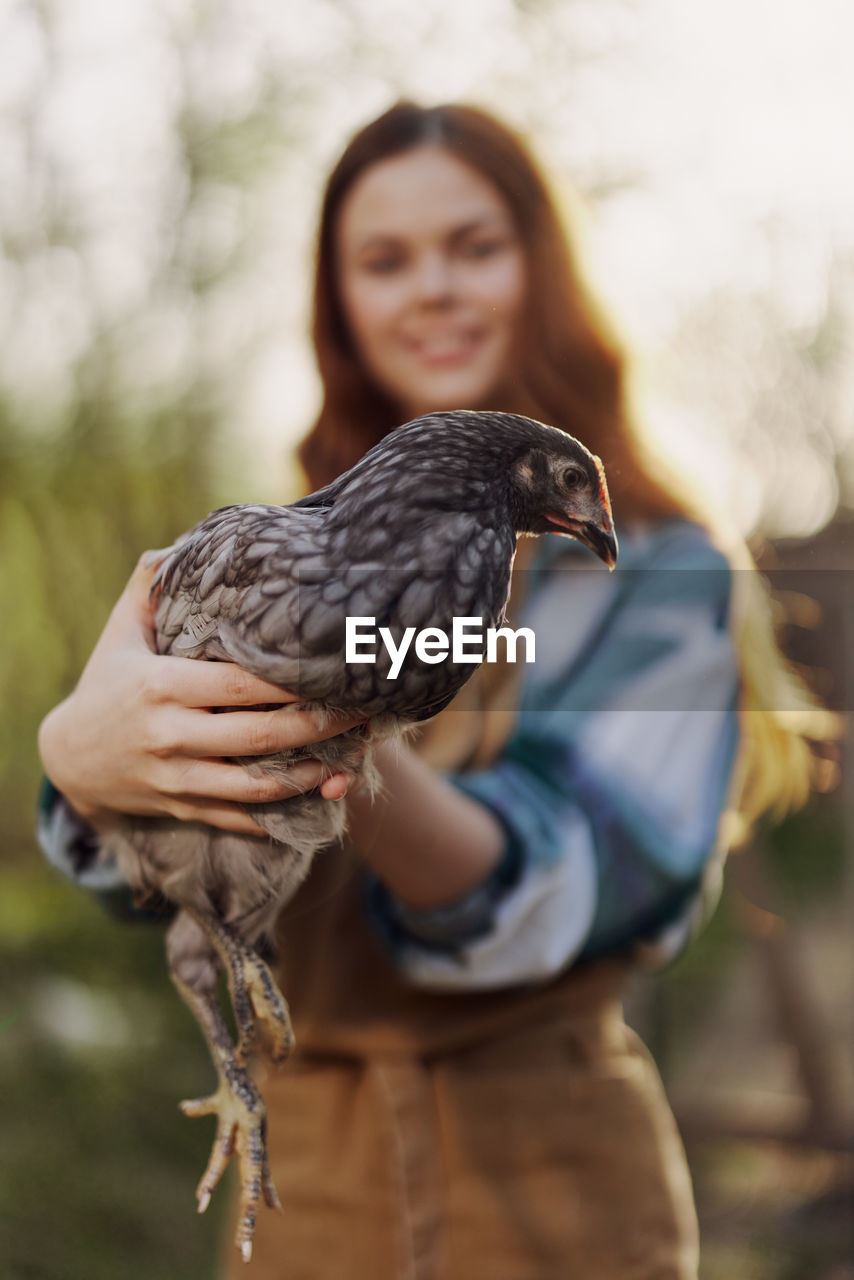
<box><xmin>299</xmin><ymin>100</ymin><xmax>681</xmax><ymax>522</ymax></box>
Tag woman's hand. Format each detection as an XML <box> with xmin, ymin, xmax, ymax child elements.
<box><xmin>37</xmin><ymin>556</ymin><xmax>364</xmax><ymax>836</ymax></box>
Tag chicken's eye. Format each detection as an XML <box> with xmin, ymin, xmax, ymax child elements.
<box><xmin>562</xmin><ymin>467</ymin><xmax>585</xmax><ymax>492</ymax></box>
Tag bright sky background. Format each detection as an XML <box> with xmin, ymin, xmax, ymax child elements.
<box><xmin>2</xmin><ymin>0</ymin><xmax>852</xmax><ymax>536</ymax></box>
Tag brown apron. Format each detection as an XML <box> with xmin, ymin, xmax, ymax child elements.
<box><xmin>222</xmin><ymin>844</ymin><xmax>699</xmax><ymax>1279</ymax></box>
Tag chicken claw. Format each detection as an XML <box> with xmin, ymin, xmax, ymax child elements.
<box><xmin>181</xmin><ymin>1057</ymin><xmax>281</xmax><ymax>1263</ymax></box>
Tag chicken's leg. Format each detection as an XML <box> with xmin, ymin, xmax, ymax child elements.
<box><xmin>170</xmin><ymin>968</ymin><xmax>281</xmax><ymax>1262</ymax></box>
<box><xmin>183</xmin><ymin>905</ymin><xmax>294</xmax><ymax>1066</ymax></box>
<box><xmin>166</xmin><ymin>910</ymin><xmax>287</xmax><ymax>1263</ymax></box>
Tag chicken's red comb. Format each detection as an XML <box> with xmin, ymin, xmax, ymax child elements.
<box><xmin>592</xmin><ymin>455</ymin><xmax>613</xmax><ymax>518</ymax></box>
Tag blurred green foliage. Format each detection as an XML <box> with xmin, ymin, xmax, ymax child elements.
<box><xmin>763</xmin><ymin>802</ymin><xmax>847</xmax><ymax>909</ymax></box>
<box><xmin>0</xmin><ymin>392</ymin><xmax>223</xmax><ymax>858</ymax></box>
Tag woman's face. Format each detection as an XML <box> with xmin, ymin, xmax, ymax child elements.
<box><xmin>335</xmin><ymin>145</ymin><xmax>527</xmax><ymax>420</ymax></box>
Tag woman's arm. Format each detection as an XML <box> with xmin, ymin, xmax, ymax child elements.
<box><xmin>345</xmin><ymin>741</ymin><xmax>506</xmax><ymax>908</ymax></box>
<box><xmin>37</xmin><ymin>557</ymin><xmax>363</xmax><ymax>840</ymax></box>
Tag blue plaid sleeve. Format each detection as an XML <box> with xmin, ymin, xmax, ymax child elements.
<box><xmin>37</xmin><ymin>779</ymin><xmax>173</xmax><ymax>922</ymax></box>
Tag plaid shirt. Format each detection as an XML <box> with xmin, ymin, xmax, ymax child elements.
<box><xmin>39</xmin><ymin>519</ymin><xmax>740</xmax><ymax>987</ymax></box>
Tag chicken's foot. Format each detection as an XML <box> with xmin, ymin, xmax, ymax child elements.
<box><xmin>184</xmin><ymin>906</ymin><xmax>294</xmax><ymax>1066</ymax></box>
<box><xmin>171</xmin><ymin>970</ymin><xmax>281</xmax><ymax>1264</ymax></box>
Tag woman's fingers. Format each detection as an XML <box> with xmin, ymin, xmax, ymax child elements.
<box><xmin>166</xmin><ymin>770</ymin><xmax>352</xmax><ymax>836</ymax></box>
<box><xmin>148</xmin><ymin>654</ymin><xmax>340</xmax><ymax>714</ymax></box>
<box><xmin>154</xmin><ymin>659</ymin><xmax>300</xmax><ymax>708</ymax></box>
<box><xmin>161</xmin><ymin>758</ymin><xmax>340</xmax><ymax>805</ymax></box>
<box><xmin>173</xmin><ymin>706</ymin><xmax>366</xmax><ymax>757</ymax></box>
<box><xmin>319</xmin><ymin>772</ymin><xmax>350</xmax><ymax>801</ymax></box>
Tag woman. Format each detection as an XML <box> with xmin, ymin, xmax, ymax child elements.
<box><xmin>38</xmin><ymin>103</ymin><xmax>825</xmax><ymax>1279</ymax></box>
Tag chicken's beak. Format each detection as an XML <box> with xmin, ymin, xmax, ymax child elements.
<box><xmin>544</xmin><ymin>511</ymin><xmax>618</xmax><ymax>569</ymax></box>
<box><xmin>576</xmin><ymin>517</ymin><xmax>618</xmax><ymax>571</ymax></box>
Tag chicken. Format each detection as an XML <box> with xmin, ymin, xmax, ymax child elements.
<box><xmin>100</xmin><ymin>409</ymin><xmax>617</xmax><ymax>1262</ymax></box>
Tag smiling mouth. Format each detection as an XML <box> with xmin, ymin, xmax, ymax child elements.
<box><xmin>408</xmin><ymin>331</ymin><xmax>484</xmax><ymax>363</ymax></box>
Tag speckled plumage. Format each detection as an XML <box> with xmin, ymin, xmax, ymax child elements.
<box><xmin>98</xmin><ymin>409</ymin><xmax>616</xmax><ymax>1260</ymax></box>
